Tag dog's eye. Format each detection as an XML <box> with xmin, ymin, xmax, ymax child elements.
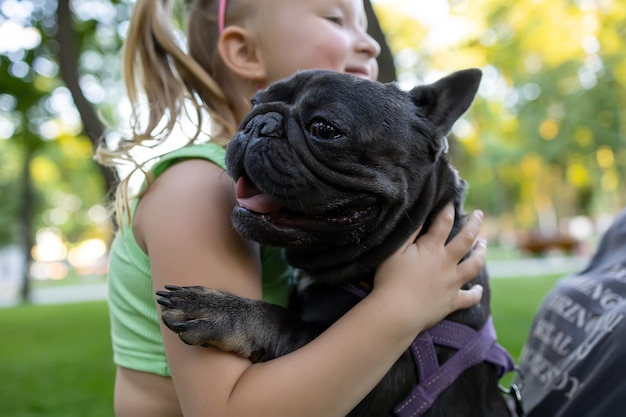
<box><xmin>309</xmin><ymin>119</ymin><xmax>343</xmax><ymax>140</ymax></box>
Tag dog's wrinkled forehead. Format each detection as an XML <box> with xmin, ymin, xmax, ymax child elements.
<box><xmin>251</xmin><ymin>70</ymin><xmax>408</xmax><ymax>124</ymax></box>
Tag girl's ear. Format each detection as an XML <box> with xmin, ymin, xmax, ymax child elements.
<box><xmin>217</xmin><ymin>26</ymin><xmax>266</xmax><ymax>82</ymax></box>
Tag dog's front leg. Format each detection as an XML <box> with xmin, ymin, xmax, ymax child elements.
<box><xmin>157</xmin><ymin>285</ymin><xmax>318</xmax><ymax>362</ymax></box>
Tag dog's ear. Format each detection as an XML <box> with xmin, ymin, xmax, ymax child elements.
<box><xmin>409</xmin><ymin>68</ymin><xmax>482</xmax><ymax>139</ymax></box>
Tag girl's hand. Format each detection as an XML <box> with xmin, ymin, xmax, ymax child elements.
<box><xmin>371</xmin><ymin>203</ymin><xmax>486</xmax><ymax>332</ymax></box>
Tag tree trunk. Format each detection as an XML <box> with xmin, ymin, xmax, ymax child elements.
<box><xmin>18</xmin><ymin>145</ymin><xmax>35</xmax><ymax>303</ymax></box>
<box><xmin>55</xmin><ymin>0</ymin><xmax>119</xmax><ymax>198</ymax></box>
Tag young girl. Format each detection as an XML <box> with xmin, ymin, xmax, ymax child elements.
<box><xmin>97</xmin><ymin>1</ymin><xmax>487</xmax><ymax>416</ymax></box>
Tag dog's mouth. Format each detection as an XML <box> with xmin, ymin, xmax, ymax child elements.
<box><xmin>235</xmin><ymin>175</ymin><xmax>375</xmax><ymax>230</ymax></box>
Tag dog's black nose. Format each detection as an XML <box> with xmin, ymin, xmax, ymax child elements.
<box><xmin>244</xmin><ymin>112</ymin><xmax>284</xmax><ymax>139</ymax></box>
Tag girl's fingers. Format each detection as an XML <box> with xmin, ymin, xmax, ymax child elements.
<box><xmin>417</xmin><ymin>203</ymin><xmax>455</xmax><ymax>247</ymax></box>
<box><xmin>455</xmin><ymin>284</ymin><xmax>484</xmax><ymax>310</ymax></box>
<box><xmin>398</xmin><ymin>225</ymin><xmax>423</xmax><ymax>252</ymax></box>
<box><xmin>457</xmin><ymin>239</ymin><xmax>487</xmax><ymax>282</ymax></box>
<box><xmin>391</xmin><ymin>202</ymin><xmax>487</xmax><ymax>284</ymax></box>
<box><xmin>445</xmin><ymin>209</ymin><xmax>484</xmax><ymax>260</ymax></box>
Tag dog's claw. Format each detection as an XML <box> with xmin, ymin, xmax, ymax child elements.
<box><xmin>156</xmin><ymin>297</ymin><xmax>172</xmax><ymax>307</ymax></box>
<box><xmin>164</xmin><ymin>285</ymin><xmax>182</xmax><ymax>291</ymax></box>
<box><xmin>172</xmin><ymin>322</ymin><xmax>189</xmax><ymax>331</ymax></box>
<box><xmin>155</xmin><ymin>290</ymin><xmax>170</xmax><ymax>297</ymax></box>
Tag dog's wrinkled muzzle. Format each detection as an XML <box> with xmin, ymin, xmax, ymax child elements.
<box><xmin>243</xmin><ymin>112</ymin><xmax>285</xmax><ymax>140</ymax></box>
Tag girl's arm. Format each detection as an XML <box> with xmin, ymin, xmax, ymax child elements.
<box><xmin>136</xmin><ymin>159</ymin><xmax>484</xmax><ymax>417</ymax></box>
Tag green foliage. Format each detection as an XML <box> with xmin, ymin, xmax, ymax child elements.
<box><xmin>0</xmin><ymin>301</ymin><xmax>114</xmax><ymax>417</ymax></box>
<box><xmin>0</xmin><ymin>139</ymin><xmax>23</xmax><ymax>243</ymax></box>
<box><xmin>375</xmin><ymin>0</ymin><xmax>626</xmax><ymax>229</ymax></box>
<box><xmin>0</xmin><ymin>1</ymin><xmax>119</xmax><ymax>249</ymax></box>
<box><xmin>34</xmin><ymin>136</ymin><xmax>109</xmax><ymax>241</ymax></box>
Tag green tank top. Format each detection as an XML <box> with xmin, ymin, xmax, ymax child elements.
<box><xmin>107</xmin><ymin>142</ymin><xmax>293</xmax><ymax>376</ymax></box>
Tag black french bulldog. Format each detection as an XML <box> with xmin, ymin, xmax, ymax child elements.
<box><xmin>157</xmin><ymin>69</ymin><xmax>512</xmax><ymax>417</ymax></box>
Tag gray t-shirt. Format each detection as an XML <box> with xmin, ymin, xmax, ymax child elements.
<box><xmin>516</xmin><ymin>208</ymin><xmax>626</xmax><ymax>417</ymax></box>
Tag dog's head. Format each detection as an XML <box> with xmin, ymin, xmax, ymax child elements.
<box><xmin>226</xmin><ymin>69</ymin><xmax>482</xmax><ymax>282</ymax></box>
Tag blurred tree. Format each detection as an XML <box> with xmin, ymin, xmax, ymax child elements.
<box><xmin>374</xmin><ymin>0</ymin><xmax>625</xmax><ymax>234</ymax></box>
<box><xmin>55</xmin><ymin>0</ymin><xmax>118</xmax><ymax>193</ymax></box>
<box><xmin>0</xmin><ymin>0</ymin><xmax>124</xmax><ymax>301</ymax></box>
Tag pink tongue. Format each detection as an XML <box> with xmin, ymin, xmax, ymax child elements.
<box><xmin>235</xmin><ymin>176</ymin><xmax>284</xmax><ymax>214</ymax></box>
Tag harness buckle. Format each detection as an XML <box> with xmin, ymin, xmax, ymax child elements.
<box><xmin>499</xmin><ymin>381</ymin><xmax>525</xmax><ymax>417</ymax></box>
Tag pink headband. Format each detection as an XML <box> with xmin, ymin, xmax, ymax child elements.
<box><xmin>218</xmin><ymin>0</ymin><xmax>227</xmax><ymax>33</ymax></box>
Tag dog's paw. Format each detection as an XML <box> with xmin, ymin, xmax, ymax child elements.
<box><xmin>156</xmin><ymin>285</ymin><xmax>218</xmax><ymax>325</ymax></box>
<box><xmin>156</xmin><ymin>285</ymin><xmax>255</xmax><ymax>356</ymax></box>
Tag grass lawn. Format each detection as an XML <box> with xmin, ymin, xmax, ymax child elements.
<box><xmin>490</xmin><ymin>273</ymin><xmax>563</xmax><ymax>386</ymax></box>
<box><xmin>490</xmin><ymin>273</ymin><xmax>562</xmax><ymax>361</ymax></box>
<box><xmin>0</xmin><ymin>301</ymin><xmax>114</xmax><ymax>417</ymax></box>
<box><xmin>0</xmin><ymin>273</ymin><xmax>564</xmax><ymax>416</ymax></box>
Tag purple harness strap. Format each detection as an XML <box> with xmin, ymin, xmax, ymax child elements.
<box><xmin>341</xmin><ymin>283</ymin><xmax>515</xmax><ymax>417</ymax></box>
<box><xmin>394</xmin><ymin>318</ymin><xmax>515</xmax><ymax>417</ymax></box>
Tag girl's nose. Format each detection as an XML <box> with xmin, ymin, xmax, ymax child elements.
<box><xmin>357</xmin><ymin>31</ymin><xmax>381</xmax><ymax>59</ymax></box>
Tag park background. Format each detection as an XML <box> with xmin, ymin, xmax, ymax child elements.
<box><xmin>0</xmin><ymin>0</ymin><xmax>624</xmax><ymax>416</ymax></box>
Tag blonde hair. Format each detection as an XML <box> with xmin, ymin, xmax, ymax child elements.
<box><xmin>95</xmin><ymin>0</ymin><xmax>252</xmax><ymax>226</ymax></box>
